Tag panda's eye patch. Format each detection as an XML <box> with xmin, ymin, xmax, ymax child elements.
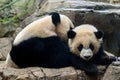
<box><xmin>78</xmin><ymin>44</ymin><xmax>83</xmax><ymax>51</ymax></box>
<box><xmin>89</xmin><ymin>44</ymin><xmax>94</xmax><ymax>51</ymax></box>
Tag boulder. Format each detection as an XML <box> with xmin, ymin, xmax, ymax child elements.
<box><xmin>0</xmin><ymin>38</ymin><xmax>13</xmax><ymax>60</ymax></box>
<box><xmin>102</xmin><ymin>62</ymin><xmax>120</xmax><ymax>80</ymax></box>
<box><xmin>0</xmin><ymin>67</ymin><xmax>44</xmax><ymax>80</ymax></box>
<box><xmin>42</xmin><ymin>67</ymin><xmax>77</xmax><ymax>80</ymax></box>
<box><xmin>0</xmin><ymin>61</ymin><xmax>106</xmax><ymax>80</ymax></box>
<box><xmin>0</xmin><ymin>24</ymin><xmax>16</xmax><ymax>38</ymax></box>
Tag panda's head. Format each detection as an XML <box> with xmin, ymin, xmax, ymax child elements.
<box><xmin>67</xmin><ymin>24</ymin><xmax>103</xmax><ymax>60</ymax></box>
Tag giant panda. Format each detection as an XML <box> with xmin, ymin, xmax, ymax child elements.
<box><xmin>14</xmin><ymin>12</ymin><xmax>74</xmax><ymax>45</ymax></box>
<box><xmin>5</xmin><ymin>12</ymin><xmax>74</xmax><ymax>68</ymax></box>
<box><xmin>67</xmin><ymin>24</ymin><xmax>120</xmax><ymax>74</ymax></box>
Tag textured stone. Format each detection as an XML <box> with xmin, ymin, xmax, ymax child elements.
<box><xmin>0</xmin><ymin>38</ymin><xmax>13</xmax><ymax>60</ymax></box>
<box><xmin>0</xmin><ymin>61</ymin><xmax>108</xmax><ymax>80</ymax></box>
<box><xmin>102</xmin><ymin>62</ymin><xmax>120</xmax><ymax>80</ymax></box>
<box><xmin>0</xmin><ymin>66</ymin><xmax>45</xmax><ymax>80</ymax></box>
<box><xmin>42</xmin><ymin>67</ymin><xmax>77</xmax><ymax>80</ymax></box>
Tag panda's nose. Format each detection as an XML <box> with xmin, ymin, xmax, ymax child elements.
<box><xmin>84</xmin><ymin>56</ymin><xmax>91</xmax><ymax>59</ymax></box>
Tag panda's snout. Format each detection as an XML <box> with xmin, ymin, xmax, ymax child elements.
<box><xmin>84</xmin><ymin>55</ymin><xmax>91</xmax><ymax>59</ymax></box>
<box><xmin>80</xmin><ymin>48</ymin><xmax>93</xmax><ymax>60</ymax></box>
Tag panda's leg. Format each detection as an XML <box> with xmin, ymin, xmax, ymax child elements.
<box><xmin>100</xmin><ymin>56</ymin><xmax>117</xmax><ymax>65</ymax></box>
<box><xmin>5</xmin><ymin>53</ymin><xmax>18</xmax><ymax>68</ymax></box>
<box><xmin>95</xmin><ymin>52</ymin><xmax>117</xmax><ymax>65</ymax></box>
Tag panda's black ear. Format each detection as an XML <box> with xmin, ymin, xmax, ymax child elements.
<box><xmin>70</xmin><ymin>27</ymin><xmax>73</xmax><ymax>30</ymax></box>
<box><xmin>67</xmin><ymin>30</ymin><xmax>76</xmax><ymax>39</ymax></box>
<box><xmin>94</xmin><ymin>30</ymin><xmax>104</xmax><ymax>39</ymax></box>
<box><xmin>50</xmin><ymin>12</ymin><xmax>60</xmax><ymax>26</ymax></box>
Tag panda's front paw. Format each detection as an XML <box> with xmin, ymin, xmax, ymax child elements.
<box><xmin>84</xmin><ymin>65</ymin><xmax>98</xmax><ymax>75</ymax></box>
<box><xmin>85</xmin><ymin>68</ymin><xmax>98</xmax><ymax>75</ymax></box>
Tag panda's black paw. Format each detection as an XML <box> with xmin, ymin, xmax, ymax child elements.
<box><xmin>84</xmin><ymin>65</ymin><xmax>98</xmax><ymax>75</ymax></box>
<box><xmin>85</xmin><ymin>68</ymin><xmax>98</xmax><ymax>74</ymax></box>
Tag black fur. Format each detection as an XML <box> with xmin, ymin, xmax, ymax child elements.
<box><xmin>50</xmin><ymin>12</ymin><xmax>60</xmax><ymax>26</ymax></box>
<box><xmin>94</xmin><ymin>30</ymin><xmax>103</xmax><ymax>39</ymax></box>
<box><xmin>67</xmin><ymin>30</ymin><xmax>76</xmax><ymax>39</ymax></box>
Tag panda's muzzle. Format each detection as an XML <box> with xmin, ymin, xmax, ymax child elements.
<box><xmin>80</xmin><ymin>49</ymin><xmax>93</xmax><ymax>60</ymax></box>
<box><xmin>84</xmin><ymin>55</ymin><xmax>91</xmax><ymax>60</ymax></box>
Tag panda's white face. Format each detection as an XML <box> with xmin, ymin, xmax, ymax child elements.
<box><xmin>68</xmin><ymin>32</ymin><xmax>100</xmax><ymax>61</ymax></box>
<box><xmin>69</xmin><ymin>32</ymin><xmax>100</xmax><ymax>60</ymax></box>
<box><xmin>68</xmin><ymin>24</ymin><xmax>103</xmax><ymax>61</ymax></box>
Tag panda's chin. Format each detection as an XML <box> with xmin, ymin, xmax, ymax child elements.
<box><xmin>83</xmin><ymin>57</ymin><xmax>92</xmax><ymax>61</ymax></box>
<box><xmin>80</xmin><ymin>49</ymin><xmax>93</xmax><ymax>61</ymax></box>
<box><xmin>80</xmin><ymin>55</ymin><xmax>92</xmax><ymax>61</ymax></box>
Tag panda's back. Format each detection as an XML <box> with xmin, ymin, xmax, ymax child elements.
<box><xmin>13</xmin><ymin>16</ymin><xmax>57</xmax><ymax>45</ymax></box>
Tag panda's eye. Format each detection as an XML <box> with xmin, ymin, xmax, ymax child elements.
<box><xmin>78</xmin><ymin>44</ymin><xmax>83</xmax><ymax>51</ymax></box>
<box><xmin>89</xmin><ymin>44</ymin><xmax>94</xmax><ymax>51</ymax></box>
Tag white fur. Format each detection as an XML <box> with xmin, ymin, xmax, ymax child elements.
<box><xmin>56</xmin><ymin>15</ymin><xmax>74</xmax><ymax>41</ymax></box>
<box><xmin>73</xmin><ymin>24</ymin><xmax>98</xmax><ymax>32</ymax></box>
<box><xmin>73</xmin><ymin>24</ymin><xmax>103</xmax><ymax>43</ymax></box>
<box><xmin>80</xmin><ymin>48</ymin><xmax>93</xmax><ymax>60</ymax></box>
<box><xmin>14</xmin><ymin>16</ymin><xmax>56</xmax><ymax>45</ymax></box>
<box><xmin>5</xmin><ymin>54</ymin><xmax>18</xmax><ymax>68</ymax></box>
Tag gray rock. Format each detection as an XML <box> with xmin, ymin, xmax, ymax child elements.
<box><xmin>0</xmin><ymin>61</ymin><xmax>107</xmax><ymax>80</ymax></box>
<box><xmin>0</xmin><ymin>38</ymin><xmax>13</xmax><ymax>60</ymax></box>
<box><xmin>0</xmin><ymin>67</ymin><xmax>44</xmax><ymax>80</ymax></box>
<box><xmin>102</xmin><ymin>63</ymin><xmax>120</xmax><ymax>80</ymax></box>
<box><xmin>42</xmin><ymin>67</ymin><xmax>77</xmax><ymax>80</ymax></box>
<box><xmin>0</xmin><ymin>24</ymin><xmax>16</xmax><ymax>38</ymax></box>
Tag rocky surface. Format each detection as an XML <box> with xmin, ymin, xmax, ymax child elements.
<box><xmin>0</xmin><ymin>38</ymin><xmax>13</xmax><ymax>60</ymax></box>
<box><xmin>102</xmin><ymin>62</ymin><xmax>120</xmax><ymax>80</ymax></box>
<box><xmin>0</xmin><ymin>61</ymin><xmax>106</xmax><ymax>80</ymax></box>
